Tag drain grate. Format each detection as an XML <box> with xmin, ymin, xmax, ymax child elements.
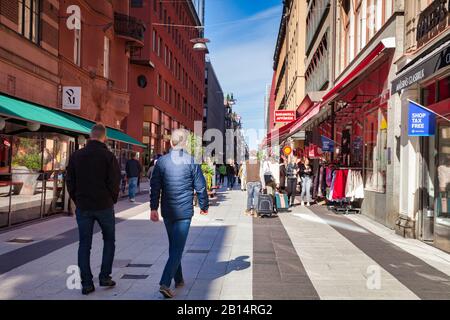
<box><xmin>215</xmin><ymin>218</ymin><xmax>224</xmax><ymax>221</ymax></box>
<box><xmin>7</xmin><ymin>238</ymin><xmax>34</xmax><ymax>243</ymax></box>
<box><xmin>121</xmin><ymin>274</ymin><xmax>149</xmax><ymax>280</ymax></box>
<box><xmin>186</xmin><ymin>249</ymin><xmax>210</xmax><ymax>254</ymax></box>
<box><xmin>126</xmin><ymin>263</ymin><xmax>153</xmax><ymax>268</ymax></box>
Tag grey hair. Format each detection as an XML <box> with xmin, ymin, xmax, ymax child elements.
<box><xmin>171</xmin><ymin>128</ymin><xmax>188</xmax><ymax>149</ymax></box>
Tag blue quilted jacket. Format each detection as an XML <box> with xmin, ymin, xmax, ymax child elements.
<box><xmin>150</xmin><ymin>149</ymin><xmax>209</xmax><ymax>221</ymax></box>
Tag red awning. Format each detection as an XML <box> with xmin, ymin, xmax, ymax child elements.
<box><xmin>320</xmin><ymin>38</ymin><xmax>395</xmax><ymax>106</ymax></box>
<box><xmin>289</xmin><ymin>102</ymin><xmax>321</xmax><ymax>134</ymax></box>
<box><xmin>263</xmin><ymin>119</ymin><xmax>297</xmax><ymax>146</ymax></box>
<box><xmin>288</xmin><ymin>38</ymin><xmax>395</xmax><ymax>135</ymax></box>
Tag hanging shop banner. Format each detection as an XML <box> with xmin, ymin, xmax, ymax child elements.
<box><xmin>391</xmin><ymin>42</ymin><xmax>450</xmax><ymax>94</ymax></box>
<box><xmin>275</xmin><ymin>110</ymin><xmax>296</xmax><ymax>123</ymax></box>
<box><xmin>408</xmin><ymin>100</ymin><xmax>436</xmax><ymax>136</ymax></box>
<box><xmin>321</xmin><ymin>135</ymin><xmax>335</xmax><ymax>152</ymax></box>
<box><xmin>62</xmin><ymin>86</ymin><xmax>81</xmax><ymax>110</ymax></box>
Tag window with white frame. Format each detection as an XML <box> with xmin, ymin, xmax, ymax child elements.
<box><xmin>18</xmin><ymin>0</ymin><xmax>40</xmax><ymax>43</ymax></box>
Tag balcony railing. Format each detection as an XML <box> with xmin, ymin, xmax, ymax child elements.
<box><xmin>306</xmin><ymin>47</ymin><xmax>329</xmax><ymax>93</ymax></box>
<box><xmin>306</xmin><ymin>0</ymin><xmax>330</xmax><ymax>54</ymax></box>
<box><xmin>114</xmin><ymin>12</ymin><xmax>146</xmax><ymax>47</ymax></box>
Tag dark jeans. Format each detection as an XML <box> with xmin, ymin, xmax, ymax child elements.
<box><xmin>227</xmin><ymin>174</ymin><xmax>235</xmax><ymax>188</ymax></box>
<box><xmin>287</xmin><ymin>177</ymin><xmax>298</xmax><ymax>206</ymax></box>
<box><xmin>76</xmin><ymin>207</ymin><xmax>115</xmax><ymax>287</ymax></box>
<box><xmin>160</xmin><ymin>218</ymin><xmax>191</xmax><ymax>287</ymax></box>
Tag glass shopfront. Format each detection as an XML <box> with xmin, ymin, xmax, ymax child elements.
<box><xmin>0</xmin><ymin>123</ymin><xmax>74</xmax><ymax>228</ymax></box>
<box><xmin>364</xmin><ymin>105</ymin><xmax>388</xmax><ymax>193</ymax></box>
<box><xmin>421</xmin><ymin>74</ymin><xmax>450</xmax><ymax>252</ymax></box>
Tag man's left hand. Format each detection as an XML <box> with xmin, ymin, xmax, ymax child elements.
<box><xmin>150</xmin><ymin>210</ymin><xmax>159</xmax><ymax>222</ymax></box>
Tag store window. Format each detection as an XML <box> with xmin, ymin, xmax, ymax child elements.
<box><xmin>364</xmin><ymin>106</ymin><xmax>387</xmax><ymax>192</ymax></box>
<box><xmin>438</xmin><ymin>76</ymin><xmax>450</xmax><ymax>101</ymax></box>
<box><xmin>422</xmin><ymin>81</ymin><xmax>437</xmax><ymax>106</ymax></box>
<box><xmin>436</xmin><ymin>123</ymin><xmax>450</xmax><ymax>222</ymax></box>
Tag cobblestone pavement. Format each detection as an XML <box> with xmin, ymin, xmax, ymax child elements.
<box><xmin>0</xmin><ymin>186</ymin><xmax>449</xmax><ymax>300</ymax></box>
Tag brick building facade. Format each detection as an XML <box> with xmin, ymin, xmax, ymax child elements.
<box><xmin>123</xmin><ymin>0</ymin><xmax>206</xmax><ymax>167</ymax></box>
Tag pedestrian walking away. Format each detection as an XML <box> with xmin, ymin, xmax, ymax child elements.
<box><xmin>286</xmin><ymin>156</ymin><xmax>299</xmax><ymax>207</ymax></box>
<box><xmin>238</xmin><ymin>162</ymin><xmax>247</xmax><ymax>191</ymax></box>
<box><xmin>66</xmin><ymin>123</ymin><xmax>121</xmax><ymax>295</ymax></box>
<box><xmin>218</xmin><ymin>164</ymin><xmax>227</xmax><ymax>186</ymax></box>
<box><xmin>226</xmin><ymin>162</ymin><xmax>236</xmax><ymax>190</ymax></box>
<box><xmin>126</xmin><ymin>152</ymin><xmax>142</xmax><ymax>202</ymax></box>
<box><xmin>244</xmin><ymin>153</ymin><xmax>263</xmax><ymax>217</ymax></box>
<box><xmin>150</xmin><ymin>129</ymin><xmax>209</xmax><ymax>299</ymax></box>
<box><xmin>299</xmin><ymin>157</ymin><xmax>314</xmax><ymax>206</ymax></box>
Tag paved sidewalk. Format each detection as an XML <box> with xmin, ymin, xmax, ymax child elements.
<box><xmin>0</xmin><ymin>187</ymin><xmax>449</xmax><ymax>300</ymax></box>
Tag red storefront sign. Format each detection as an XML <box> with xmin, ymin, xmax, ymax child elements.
<box><xmin>275</xmin><ymin>110</ymin><xmax>296</xmax><ymax>123</ymax></box>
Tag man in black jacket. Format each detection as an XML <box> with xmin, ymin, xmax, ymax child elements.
<box><xmin>125</xmin><ymin>151</ymin><xmax>141</xmax><ymax>202</ymax></box>
<box><xmin>66</xmin><ymin>123</ymin><xmax>121</xmax><ymax>295</ymax></box>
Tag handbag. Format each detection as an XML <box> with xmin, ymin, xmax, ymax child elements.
<box><xmin>263</xmin><ymin>161</ymin><xmax>275</xmax><ymax>185</ymax></box>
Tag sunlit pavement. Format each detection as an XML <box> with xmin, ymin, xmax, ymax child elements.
<box><xmin>0</xmin><ymin>186</ymin><xmax>449</xmax><ymax>300</ymax></box>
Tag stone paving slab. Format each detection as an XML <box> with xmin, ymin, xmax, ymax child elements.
<box><xmin>1</xmin><ymin>184</ymin><xmax>450</xmax><ymax>300</ymax></box>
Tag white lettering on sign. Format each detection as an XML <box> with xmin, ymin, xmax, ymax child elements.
<box><xmin>395</xmin><ymin>69</ymin><xmax>425</xmax><ymax>92</ymax></box>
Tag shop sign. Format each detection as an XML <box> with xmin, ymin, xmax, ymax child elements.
<box><xmin>321</xmin><ymin>135</ymin><xmax>334</xmax><ymax>152</ymax></box>
<box><xmin>391</xmin><ymin>43</ymin><xmax>450</xmax><ymax>94</ymax></box>
<box><xmin>62</xmin><ymin>86</ymin><xmax>81</xmax><ymax>110</ymax></box>
<box><xmin>407</xmin><ymin>100</ymin><xmax>436</xmax><ymax>136</ymax></box>
<box><xmin>352</xmin><ymin>136</ymin><xmax>363</xmax><ymax>150</ymax></box>
<box><xmin>282</xmin><ymin>145</ymin><xmax>292</xmax><ymax>156</ymax></box>
<box><xmin>275</xmin><ymin>110</ymin><xmax>296</xmax><ymax>123</ymax></box>
<box><xmin>416</xmin><ymin>0</ymin><xmax>450</xmax><ymax>48</ymax></box>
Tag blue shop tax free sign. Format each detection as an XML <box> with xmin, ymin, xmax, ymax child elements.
<box><xmin>321</xmin><ymin>136</ymin><xmax>335</xmax><ymax>152</ymax></box>
<box><xmin>408</xmin><ymin>100</ymin><xmax>436</xmax><ymax>136</ymax></box>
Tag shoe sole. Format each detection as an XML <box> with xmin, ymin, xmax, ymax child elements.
<box><xmin>159</xmin><ymin>289</ymin><xmax>174</xmax><ymax>298</ymax></box>
<box><xmin>99</xmin><ymin>283</ymin><xmax>116</xmax><ymax>287</ymax></box>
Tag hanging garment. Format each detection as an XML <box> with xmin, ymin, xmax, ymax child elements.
<box><xmin>345</xmin><ymin>170</ymin><xmax>354</xmax><ymax>199</ymax></box>
<box><xmin>332</xmin><ymin>169</ymin><xmax>348</xmax><ymax>200</ymax></box>
<box><xmin>326</xmin><ymin>167</ymin><xmax>333</xmax><ymax>187</ymax></box>
<box><xmin>317</xmin><ymin>166</ymin><xmax>325</xmax><ymax>198</ymax></box>
<box><xmin>328</xmin><ymin>170</ymin><xmax>337</xmax><ymax>201</ymax></box>
<box><xmin>353</xmin><ymin>170</ymin><xmax>364</xmax><ymax>199</ymax></box>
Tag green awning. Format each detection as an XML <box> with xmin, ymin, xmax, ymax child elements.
<box><xmin>0</xmin><ymin>94</ymin><xmax>145</xmax><ymax>147</ymax></box>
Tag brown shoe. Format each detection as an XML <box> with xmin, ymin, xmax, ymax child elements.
<box><xmin>159</xmin><ymin>285</ymin><xmax>174</xmax><ymax>298</ymax></box>
<box><xmin>244</xmin><ymin>209</ymin><xmax>252</xmax><ymax>216</ymax></box>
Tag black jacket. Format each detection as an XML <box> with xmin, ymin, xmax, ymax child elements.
<box><xmin>66</xmin><ymin>140</ymin><xmax>121</xmax><ymax>210</ymax></box>
<box><xmin>125</xmin><ymin>159</ymin><xmax>142</xmax><ymax>178</ymax></box>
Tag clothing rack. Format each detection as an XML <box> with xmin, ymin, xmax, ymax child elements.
<box><xmin>326</xmin><ymin>167</ymin><xmax>363</xmax><ymax>215</ymax></box>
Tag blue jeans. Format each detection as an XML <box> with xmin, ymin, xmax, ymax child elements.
<box><xmin>301</xmin><ymin>176</ymin><xmax>312</xmax><ymax>203</ymax></box>
<box><xmin>227</xmin><ymin>175</ymin><xmax>234</xmax><ymax>188</ymax></box>
<box><xmin>128</xmin><ymin>177</ymin><xmax>138</xmax><ymax>199</ymax></box>
<box><xmin>247</xmin><ymin>181</ymin><xmax>261</xmax><ymax>210</ymax></box>
<box><xmin>76</xmin><ymin>207</ymin><xmax>115</xmax><ymax>287</ymax></box>
<box><xmin>160</xmin><ymin>218</ymin><xmax>191</xmax><ymax>287</ymax></box>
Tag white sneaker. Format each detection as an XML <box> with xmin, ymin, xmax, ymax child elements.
<box><xmin>300</xmin><ymin>201</ymin><xmax>304</xmax><ymax>206</ymax></box>
<box><xmin>130</xmin><ymin>198</ymin><xmax>136</xmax><ymax>202</ymax></box>
<box><xmin>306</xmin><ymin>202</ymin><xmax>310</xmax><ymax>206</ymax></box>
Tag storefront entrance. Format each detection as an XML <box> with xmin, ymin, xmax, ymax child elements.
<box><xmin>0</xmin><ymin>130</ymin><xmax>74</xmax><ymax>228</ymax></box>
<box><xmin>420</xmin><ymin>74</ymin><xmax>450</xmax><ymax>252</ymax></box>
<box><xmin>422</xmin><ymin>114</ymin><xmax>450</xmax><ymax>253</ymax></box>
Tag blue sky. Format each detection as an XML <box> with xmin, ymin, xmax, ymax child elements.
<box><xmin>204</xmin><ymin>0</ymin><xmax>282</xmax><ymax>149</ymax></box>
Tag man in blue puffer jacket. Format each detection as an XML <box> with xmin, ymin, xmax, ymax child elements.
<box><xmin>150</xmin><ymin>129</ymin><xmax>209</xmax><ymax>298</ymax></box>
